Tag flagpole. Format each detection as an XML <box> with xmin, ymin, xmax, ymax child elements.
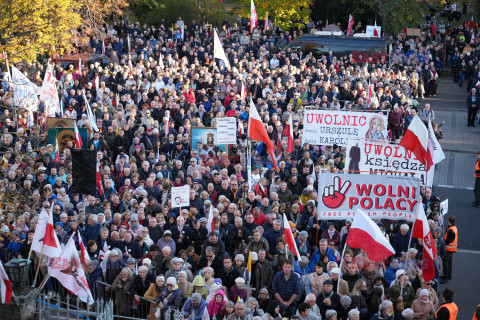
<box><xmin>400</xmin><ymin>210</ymin><xmax>417</xmax><ymax>297</ymax></box>
<box><xmin>32</xmin><ymin>244</ymin><xmax>45</xmax><ymax>287</ymax></box>
<box><xmin>337</xmin><ymin>244</ymin><xmax>348</xmax><ymax>294</ymax></box>
<box><xmin>34</xmin><ymin>274</ymin><xmax>50</xmax><ymax>295</ymax></box>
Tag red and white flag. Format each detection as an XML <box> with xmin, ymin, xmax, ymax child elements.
<box><xmin>96</xmin><ymin>162</ymin><xmax>104</xmax><ymax>197</ymax></box>
<box><xmin>248</xmin><ymin>98</ymin><xmax>279</xmax><ymax>172</ymax></box>
<box><xmin>49</xmin><ymin>237</ymin><xmax>94</xmax><ymax>305</ymax></box>
<box><xmin>240</xmin><ymin>82</ymin><xmax>247</xmax><ymax>101</ymax></box>
<box><xmin>412</xmin><ymin>204</ymin><xmax>437</xmax><ymax>282</ymax></box>
<box><xmin>99</xmin><ymin>241</ymin><xmax>109</xmax><ymax>260</ymax></box>
<box><xmin>78</xmin><ymin>58</ymin><xmax>82</xmax><ymax>74</ymax></box>
<box><xmin>283</xmin><ymin>213</ymin><xmax>300</xmax><ymax>259</ymax></box>
<box><xmin>367</xmin><ymin>81</ymin><xmax>374</xmax><ymax>104</ymax></box>
<box><xmin>74</xmin><ymin>121</ymin><xmax>83</xmax><ymax>149</ymax></box>
<box><xmin>283</xmin><ymin>115</ymin><xmax>294</xmax><ymax>153</ymax></box>
<box><xmin>32</xmin><ymin>206</ymin><xmax>62</xmax><ymax>258</ymax></box>
<box><xmin>165</xmin><ymin>118</ymin><xmax>170</xmax><ymax>137</ymax></box>
<box><xmin>102</xmin><ymin>40</ymin><xmax>106</xmax><ymax>55</ymax></box>
<box><xmin>347</xmin><ymin>14</ymin><xmax>355</xmax><ymax>35</ymax></box>
<box><xmin>76</xmin><ymin>230</ymin><xmax>90</xmax><ymax>269</ymax></box>
<box><xmin>264</xmin><ymin>15</ymin><xmax>269</xmax><ymax>31</ymax></box>
<box><xmin>54</xmin><ymin>139</ymin><xmax>60</xmax><ymax>162</ymax></box>
<box><xmin>399</xmin><ymin>115</ymin><xmax>429</xmax><ymax>165</ymax></box>
<box><xmin>238</xmin><ymin>120</ymin><xmax>244</xmax><ymax>137</ymax></box>
<box><xmin>346</xmin><ymin>209</ymin><xmax>395</xmax><ymax>261</ymax></box>
<box><xmin>250</xmin><ymin>0</ymin><xmax>258</xmax><ymax>33</ymax></box>
<box><xmin>0</xmin><ymin>260</ymin><xmax>12</xmax><ymax>305</ymax></box>
<box><xmin>470</xmin><ymin>16</ymin><xmax>476</xmax><ymax>44</ymax></box>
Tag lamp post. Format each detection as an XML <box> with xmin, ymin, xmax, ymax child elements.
<box><xmin>4</xmin><ymin>259</ymin><xmax>31</xmax><ymax>286</ymax></box>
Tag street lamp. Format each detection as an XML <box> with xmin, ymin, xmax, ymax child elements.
<box><xmin>4</xmin><ymin>259</ymin><xmax>31</xmax><ymax>286</ymax></box>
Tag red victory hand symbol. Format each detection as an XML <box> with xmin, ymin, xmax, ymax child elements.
<box><xmin>322</xmin><ymin>176</ymin><xmax>352</xmax><ymax>209</ymax></box>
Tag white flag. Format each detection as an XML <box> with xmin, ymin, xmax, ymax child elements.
<box><xmin>31</xmin><ymin>206</ymin><xmax>62</xmax><ymax>258</ymax></box>
<box><xmin>213</xmin><ymin>29</ymin><xmax>230</xmax><ymax>69</ymax></box>
<box><xmin>49</xmin><ymin>237</ymin><xmax>94</xmax><ymax>305</ymax></box>
<box><xmin>0</xmin><ymin>260</ymin><xmax>12</xmax><ymax>305</ymax></box>
<box><xmin>84</xmin><ymin>93</ymin><xmax>99</xmax><ymax>132</ymax></box>
<box><xmin>40</xmin><ymin>65</ymin><xmax>60</xmax><ymax>117</ymax></box>
<box><xmin>206</xmin><ymin>203</ymin><xmax>214</xmax><ymax>233</ymax></box>
<box><xmin>11</xmin><ymin>65</ymin><xmax>39</xmax><ymax>112</ymax></box>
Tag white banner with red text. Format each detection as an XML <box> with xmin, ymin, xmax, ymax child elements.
<box><xmin>317</xmin><ymin>173</ymin><xmax>421</xmax><ymax>221</ymax></box>
<box><xmin>302</xmin><ymin>110</ymin><xmax>388</xmax><ymax>146</ymax></box>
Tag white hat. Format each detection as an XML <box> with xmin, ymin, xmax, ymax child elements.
<box><xmin>166</xmin><ymin>277</ymin><xmax>177</xmax><ymax>286</ymax></box>
<box><xmin>396</xmin><ymin>269</ymin><xmax>405</xmax><ymax>279</ymax></box>
<box><xmin>330</xmin><ymin>267</ymin><xmax>341</xmax><ymax>274</ymax></box>
<box><xmin>235</xmin><ymin>277</ymin><xmax>245</xmax><ymax>285</ymax></box>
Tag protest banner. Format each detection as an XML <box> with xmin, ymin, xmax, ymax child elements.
<box><xmin>11</xmin><ymin>65</ymin><xmax>39</xmax><ymax>112</ymax></box>
<box><xmin>302</xmin><ymin>110</ymin><xmax>388</xmax><ymax>146</ymax></box>
<box><xmin>366</xmin><ymin>25</ymin><xmax>382</xmax><ymax>37</ymax></box>
<box><xmin>217</xmin><ymin>117</ymin><xmax>237</xmax><ymax>144</ymax></box>
<box><xmin>48</xmin><ymin>127</ymin><xmax>88</xmax><ymax>151</ymax></box>
<box><xmin>344</xmin><ymin>140</ymin><xmax>426</xmax><ymax>181</ymax></box>
<box><xmin>40</xmin><ymin>65</ymin><xmax>60</xmax><ymax>117</ymax></box>
<box><xmin>440</xmin><ymin>199</ymin><xmax>448</xmax><ymax>215</ymax></box>
<box><xmin>318</xmin><ymin>173</ymin><xmax>421</xmax><ymax>221</ymax></box>
<box><xmin>171</xmin><ymin>186</ymin><xmax>190</xmax><ymax>208</ymax></box>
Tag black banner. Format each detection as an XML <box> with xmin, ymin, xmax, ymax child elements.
<box><xmin>70</xmin><ymin>150</ymin><xmax>97</xmax><ymax>195</ymax></box>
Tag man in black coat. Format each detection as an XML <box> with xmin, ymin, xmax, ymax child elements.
<box><xmin>217</xmin><ymin>255</ymin><xmax>240</xmax><ymax>291</ymax></box>
<box><xmin>467</xmin><ymin>88</ymin><xmax>479</xmax><ymax>126</ymax></box>
<box><xmin>316</xmin><ymin>280</ymin><xmax>341</xmax><ymax>319</ymax></box>
<box><xmin>197</xmin><ymin>246</ymin><xmax>224</xmax><ymax>275</ymax></box>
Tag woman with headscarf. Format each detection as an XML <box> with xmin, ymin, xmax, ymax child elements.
<box><xmin>144</xmin><ymin>275</ymin><xmax>165</xmax><ymax>320</ymax></box>
<box><xmin>410</xmin><ymin>289</ymin><xmax>435</xmax><ymax>320</ymax></box>
<box><xmin>207</xmin><ymin>289</ymin><xmax>226</xmax><ymax>318</ymax></box>
<box><xmin>177</xmin><ymin>271</ymin><xmax>192</xmax><ymax>303</ymax></box>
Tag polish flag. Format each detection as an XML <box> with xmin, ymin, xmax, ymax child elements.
<box><xmin>283</xmin><ymin>115</ymin><xmax>294</xmax><ymax>153</ymax></box>
<box><xmin>206</xmin><ymin>203</ymin><xmax>215</xmax><ymax>233</ymax></box>
<box><xmin>96</xmin><ymin>162</ymin><xmax>104</xmax><ymax>197</ymax></box>
<box><xmin>240</xmin><ymin>82</ymin><xmax>247</xmax><ymax>101</ymax></box>
<box><xmin>102</xmin><ymin>40</ymin><xmax>106</xmax><ymax>55</ymax></box>
<box><xmin>248</xmin><ymin>98</ymin><xmax>279</xmax><ymax>172</ymax></box>
<box><xmin>373</xmin><ymin>20</ymin><xmax>380</xmax><ymax>37</ymax></box>
<box><xmin>399</xmin><ymin>115</ymin><xmax>429</xmax><ymax>165</ymax></box>
<box><xmin>238</xmin><ymin>120</ymin><xmax>244</xmax><ymax>137</ymax></box>
<box><xmin>412</xmin><ymin>204</ymin><xmax>437</xmax><ymax>282</ymax></box>
<box><xmin>76</xmin><ymin>230</ymin><xmax>90</xmax><ymax>270</ymax></box>
<box><xmin>426</xmin><ymin>120</ymin><xmax>445</xmax><ymax>186</ymax></box>
<box><xmin>74</xmin><ymin>122</ymin><xmax>83</xmax><ymax>149</ymax></box>
<box><xmin>264</xmin><ymin>15</ymin><xmax>269</xmax><ymax>31</ymax></box>
<box><xmin>346</xmin><ymin>209</ymin><xmax>395</xmax><ymax>261</ymax></box>
<box><xmin>367</xmin><ymin>81</ymin><xmax>374</xmax><ymax>104</ymax></box>
<box><xmin>250</xmin><ymin>0</ymin><xmax>258</xmax><ymax>33</ymax></box>
<box><xmin>32</xmin><ymin>206</ymin><xmax>62</xmax><ymax>258</ymax></box>
<box><xmin>54</xmin><ymin>139</ymin><xmax>60</xmax><ymax>162</ymax></box>
<box><xmin>283</xmin><ymin>213</ymin><xmax>300</xmax><ymax>259</ymax></box>
<box><xmin>347</xmin><ymin>14</ymin><xmax>355</xmax><ymax>35</ymax></box>
<box><xmin>49</xmin><ymin>237</ymin><xmax>94</xmax><ymax>305</ymax></box>
<box><xmin>78</xmin><ymin>58</ymin><xmax>82</xmax><ymax>74</ymax></box>
<box><xmin>470</xmin><ymin>17</ymin><xmax>476</xmax><ymax>44</ymax></box>
<box><xmin>99</xmin><ymin>241</ymin><xmax>109</xmax><ymax>260</ymax></box>
<box><xmin>0</xmin><ymin>260</ymin><xmax>12</xmax><ymax>305</ymax></box>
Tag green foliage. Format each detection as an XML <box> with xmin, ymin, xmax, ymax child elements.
<box><xmin>378</xmin><ymin>0</ymin><xmax>428</xmax><ymax>34</ymax></box>
<box><xmin>311</xmin><ymin>0</ymin><xmax>377</xmax><ymax>27</ymax></box>
<box><xmin>238</xmin><ymin>0</ymin><xmax>313</xmax><ymax>30</ymax></box>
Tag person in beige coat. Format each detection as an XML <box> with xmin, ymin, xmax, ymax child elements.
<box><xmin>330</xmin><ymin>267</ymin><xmax>349</xmax><ymax>296</ymax></box>
<box><xmin>415</xmin><ymin>279</ymin><xmax>439</xmax><ymax>309</ymax></box>
<box><xmin>411</xmin><ymin>289</ymin><xmax>435</xmax><ymax>320</ymax></box>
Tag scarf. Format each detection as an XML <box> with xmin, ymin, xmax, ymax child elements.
<box><xmin>328</xmin><ymin>229</ymin><xmax>335</xmax><ymax>238</ymax></box>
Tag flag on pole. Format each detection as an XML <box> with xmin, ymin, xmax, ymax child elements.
<box><xmin>60</xmin><ymin>100</ymin><xmax>64</xmax><ymax>117</ymax></box>
<box><xmin>213</xmin><ymin>29</ymin><xmax>231</xmax><ymax>69</ymax></box>
<box><xmin>246</xmin><ymin>251</ymin><xmax>252</xmax><ymax>280</ymax></box>
<box><xmin>165</xmin><ymin>117</ymin><xmax>170</xmax><ymax>137</ymax></box>
<box><xmin>97</xmin><ymin>162</ymin><xmax>104</xmax><ymax>197</ymax></box>
<box><xmin>250</xmin><ymin>0</ymin><xmax>258</xmax><ymax>33</ymax></box>
<box><xmin>283</xmin><ymin>115</ymin><xmax>294</xmax><ymax>153</ymax></box>
<box><xmin>127</xmin><ymin>34</ymin><xmax>131</xmax><ymax>52</ymax></box>
<box><xmin>49</xmin><ymin>237</ymin><xmax>94</xmax><ymax>305</ymax></box>
<box><xmin>347</xmin><ymin>14</ymin><xmax>355</xmax><ymax>35</ymax></box>
<box><xmin>470</xmin><ymin>16</ymin><xmax>476</xmax><ymax>44</ymax></box>
<box><xmin>31</xmin><ymin>206</ymin><xmax>62</xmax><ymax>258</ymax></box>
<box><xmin>159</xmin><ymin>54</ymin><xmax>164</xmax><ymax>69</ymax></box>
<box><xmin>367</xmin><ymin>81</ymin><xmax>373</xmax><ymax>104</ymax></box>
<box><xmin>84</xmin><ymin>93</ymin><xmax>99</xmax><ymax>132</ymax></box>
<box><xmin>346</xmin><ymin>209</ymin><xmax>395</xmax><ymax>261</ymax></box>
<box><xmin>248</xmin><ymin>98</ymin><xmax>279</xmax><ymax>172</ymax></box>
<box><xmin>412</xmin><ymin>204</ymin><xmax>437</xmax><ymax>282</ymax></box>
<box><xmin>240</xmin><ymin>81</ymin><xmax>247</xmax><ymax>101</ymax></box>
<box><xmin>0</xmin><ymin>260</ymin><xmax>12</xmax><ymax>305</ymax></box>
<box><xmin>40</xmin><ymin>64</ymin><xmax>60</xmax><ymax>117</ymax></box>
<box><xmin>206</xmin><ymin>203</ymin><xmax>214</xmax><ymax>233</ymax></box>
<box><xmin>76</xmin><ymin>230</ymin><xmax>90</xmax><ymax>270</ymax></box>
<box><xmin>426</xmin><ymin>120</ymin><xmax>445</xmax><ymax>186</ymax></box>
<box><xmin>74</xmin><ymin>121</ymin><xmax>83</xmax><ymax>149</ymax></box>
<box><xmin>78</xmin><ymin>58</ymin><xmax>82</xmax><ymax>74</ymax></box>
<box><xmin>247</xmin><ymin>142</ymin><xmax>253</xmax><ymax>192</ymax></box>
<box><xmin>283</xmin><ymin>213</ymin><xmax>301</xmax><ymax>259</ymax></box>
<box><xmin>54</xmin><ymin>139</ymin><xmax>60</xmax><ymax>162</ymax></box>
<box><xmin>264</xmin><ymin>14</ymin><xmax>269</xmax><ymax>31</ymax></box>
<box><xmin>102</xmin><ymin>40</ymin><xmax>106</xmax><ymax>55</ymax></box>
<box><xmin>180</xmin><ymin>25</ymin><xmax>185</xmax><ymax>41</ymax></box>
<box><xmin>399</xmin><ymin>115</ymin><xmax>429</xmax><ymax>165</ymax></box>
<box><xmin>99</xmin><ymin>241</ymin><xmax>109</xmax><ymax>260</ymax></box>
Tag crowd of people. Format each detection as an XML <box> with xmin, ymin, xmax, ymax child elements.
<box><xmin>0</xmin><ymin>11</ymin><xmax>475</xmax><ymax>320</ymax></box>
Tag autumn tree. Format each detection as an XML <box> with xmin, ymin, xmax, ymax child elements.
<box><xmin>77</xmin><ymin>0</ymin><xmax>128</xmax><ymax>36</ymax></box>
<box><xmin>239</xmin><ymin>0</ymin><xmax>313</xmax><ymax>30</ymax></box>
<box><xmin>0</xmin><ymin>0</ymin><xmax>81</xmax><ymax>62</ymax></box>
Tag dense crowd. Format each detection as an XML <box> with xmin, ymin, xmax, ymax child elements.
<box><xmin>0</xmin><ymin>12</ymin><xmax>476</xmax><ymax>320</ymax></box>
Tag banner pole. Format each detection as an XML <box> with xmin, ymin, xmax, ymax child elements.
<box><xmin>337</xmin><ymin>244</ymin><xmax>348</xmax><ymax>294</ymax></box>
<box><xmin>32</xmin><ymin>243</ymin><xmax>45</xmax><ymax>288</ymax></box>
